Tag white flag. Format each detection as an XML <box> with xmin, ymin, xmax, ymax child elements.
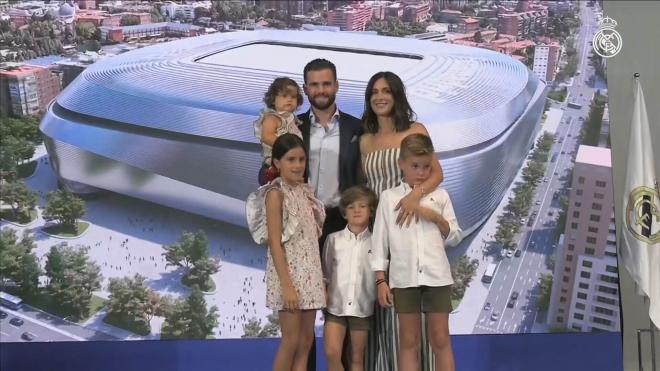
<box><xmin>619</xmin><ymin>77</ymin><xmax>660</xmax><ymax>328</ymax></box>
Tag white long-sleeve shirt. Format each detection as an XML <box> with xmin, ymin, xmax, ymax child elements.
<box><xmin>371</xmin><ymin>183</ymin><xmax>463</xmax><ymax>289</ymax></box>
<box><xmin>322</xmin><ymin>226</ymin><xmax>377</xmax><ymax>318</ymax></box>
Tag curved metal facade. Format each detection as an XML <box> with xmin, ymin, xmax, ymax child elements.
<box><xmin>40</xmin><ymin>30</ymin><xmax>546</xmax><ymax>234</ymax></box>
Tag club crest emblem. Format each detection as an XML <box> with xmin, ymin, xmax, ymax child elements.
<box><xmin>592</xmin><ymin>16</ymin><xmax>623</xmax><ymax>58</ymax></box>
<box><xmin>625</xmin><ymin>184</ymin><xmax>660</xmax><ymax>244</ymax></box>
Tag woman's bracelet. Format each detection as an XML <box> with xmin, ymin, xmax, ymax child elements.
<box><xmin>376</xmin><ymin>279</ymin><xmax>387</xmax><ymax>286</ymax></box>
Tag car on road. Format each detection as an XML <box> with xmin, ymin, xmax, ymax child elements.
<box><xmin>514</xmin><ymin>249</ymin><xmax>522</xmax><ymax>257</ymax></box>
<box><xmin>535</xmin><ymin>200</ymin><xmax>541</xmax><ymax>205</ymax></box>
<box><xmin>21</xmin><ymin>332</ymin><xmax>35</xmax><ymax>341</ymax></box>
<box><xmin>568</xmin><ymin>134</ymin><xmax>572</xmax><ymax>137</ymax></box>
<box><xmin>507</xmin><ymin>299</ymin><xmax>516</xmax><ymax>308</ymax></box>
<box><xmin>548</xmin><ymin>210</ymin><xmax>554</xmax><ymax>216</ymax></box>
<box><xmin>0</xmin><ymin>310</ymin><xmax>7</xmax><ymax>319</ymax></box>
<box><xmin>579</xmin><ymin>117</ymin><xmax>585</xmax><ymax>121</ymax></box>
<box><xmin>505</xmin><ymin>249</ymin><xmax>513</xmax><ymax>258</ymax></box>
<box><xmin>484</xmin><ymin>302</ymin><xmax>492</xmax><ymax>311</ymax></box>
<box><xmin>511</xmin><ymin>291</ymin><xmax>519</xmax><ymax>300</ymax></box>
<box><xmin>491</xmin><ymin>311</ymin><xmax>500</xmax><ymax>321</ymax></box>
<box><xmin>543</xmin><ymin>177</ymin><xmax>548</xmax><ymax>182</ymax></box>
<box><xmin>561</xmin><ymin>151</ymin><xmax>566</xmax><ymax>154</ymax></box>
<box><xmin>9</xmin><ymin>317</ymin><xmax>24</xmax><ymax>327</ymax></box>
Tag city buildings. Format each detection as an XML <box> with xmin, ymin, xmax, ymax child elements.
<box><xmin>456</xmin><ymin>17</ymin><xmax>479</xmax><ymax>33</ymax></box>
<box><xmin>532</xmin><ymin>38</ymin><xmax>561</xmax><ymax>82</ymax></box>
<box><xmin>403</xmin><ymin>2</ymin><xmax>431</xmax><ymax>23</ymax></box>
<box><xmin>547</xmin><ymin>145</ymin><xmax>620</xmax><ymax>332</ymax></box>
<box><xmin>0</xmin><ymin>64</ymin><xmax>61</xmax><ymax>117</ymax></box>
<box><xmin>99</xmin><ymin>22</ymin><xmax>204</xmax><ymax>42</ymax></box>
<box><xmin>497</xmin><ymin>4</ymin><xmax>549</xmax><ymax>40</ymax></box>
<box><xmin>40</xmin><ymin>30</ymin><xmax>546</xmax><ymax>234</ymax></box>
<box><xmin>326</xmin><ymin>3</ymin><xmax>373</xmax><ymax>31</ymax></box>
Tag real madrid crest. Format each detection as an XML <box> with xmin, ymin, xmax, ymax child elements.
<box><xmin>592</xmin><ymin>16</ymin><xmax>623</xmax><ymax>58</ymax></box>
<box><xmin>625</xmin><ymin>184</ymin><xmax>660</xmax><ymax>244</ymax></box>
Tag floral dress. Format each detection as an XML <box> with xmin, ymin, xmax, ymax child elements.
<box><xmin>246</xmin><ymin>178</ymin><xmax>326</xmax><ymax>310</ymax></box>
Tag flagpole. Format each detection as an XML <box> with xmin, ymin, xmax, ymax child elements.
<box><xmin>650</xmin><ymin>316</ymin><xmax>656</xmax><ymax>371</ymax></box>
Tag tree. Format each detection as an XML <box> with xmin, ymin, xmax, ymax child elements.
<box><xmin>76</xmin><ymin>22</ymin><xmax>98</xmax><ymax>40</ymax></box>
<box><xmin>262</xmin><ymin>311</ymin><xmax>280</xmax><ymax>336</ymax></box>
<box><xmin>160</xmin><ymin>287</ymin><xmax>219</xmax><ymax>339</ymax></box>
<box><xmin>451</xmin><ymin>256</ymin><xmax>479</xmax><ymax>300</ymax></box>
<box><xmin>80</xmin><ymin>39</ymin><xmax>101</xmax><ymax>52</ymax></box>
<box><xmin>242</xmin><ymin>314</ymin><xmax>280</xmax><ymax>337</ymax></box>
<box><xmin>537</xmin><ymin>273</ymin><xmax>553</xmax><ymax>311</ymax></box>
<box><xmin>106</xmin><ymin>274</ymin><xmax>154</xmax><ymax>335</ymax></box>
<box><xmin>0</xmin><ymin>229</ymin><xmax>23</xmax><ymax>288</ymax></box>
<box><xmin>242</xmin><ymin>317</ymin><xmax>263</xmax><ymax>338</ymax></box>
<box><xmin>0</xmin><ymin>134</ymin><xmax>35</xmax><ymax>180</ymax></box>
<box><xmin>194</xmin><ymin>7</ymin><xmax>211</xmax><ymax>20</ymax></box>
<box><xmin>0</xmin><ymin>116</ymin><xmax>42</xmax><ymax>145</ymax></box>
<box><xmin>43</xmin><ymin>189</ymin><xmax>86</xmax><ymax>231</ymax></box>
<box><xmin>18</xmin><ymin>251</ymin><xmax>41</xmax><ymax>294</ymax></box>
<box><xmin>0</xmin><ymin>230</ymin><xmax>40</xmax><ymax>294</ymax></box>
<box><xmin>120</xmin><ymin>15</ymin><xmax>141</xmax><ymax>26</ymax></box>
<box><xmin>150</xmin><ymin>7</ymin><xmax>165</xmax><ymax>23</ymax></box>
<box><xmin>45</xmin><ymin>244</ymin><xmax>102</xmax><ymax>320</ymax></box>
<box><xmin>162</xmin><ymin>231</ymin><xmax>219</xmax><ymax>290</ymax></box>
<box><xmin>0</xmin><ymin>180</ymin><xmax>37</xmax><ymax>220</ymax></box>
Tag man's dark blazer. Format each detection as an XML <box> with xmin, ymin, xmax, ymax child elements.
<box><xmin>298</xmin><ymin>109</ymin><xmax>364</xmax><ymax>193</ymax></box>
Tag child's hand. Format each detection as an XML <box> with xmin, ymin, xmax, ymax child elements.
<box><xmin>378</xmin><ymin>283</ymin><xmax>393</xmax><ymax>308</ymax></box>
<box><xmin>282</xmin><ymin>284</ymin><xmax>299</xmax><ymax>311</ymax></box>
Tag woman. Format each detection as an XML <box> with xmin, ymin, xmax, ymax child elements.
<box><xmin>360</xmin><ymin>71</ymin><xmax>444</xmax><ymax>371</ymax></box>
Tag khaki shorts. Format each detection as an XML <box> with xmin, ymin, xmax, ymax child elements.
<box><xmin>324</xmin><ymin>311</ymin><xmax>373</xmax><ymax>331</ymax></box>
<box><xmin>392</xmin><ymin>285</ymin><xmax>453</xmax><ymax>314</ymax></box>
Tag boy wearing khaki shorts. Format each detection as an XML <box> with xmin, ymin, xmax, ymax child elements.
<box><xmin>371</xmin><ymin>134</ymin><xmax>463</xmax><ymax>371</ymax></box>
<box><xmin>322</xmin><ymin>186</ymin><xmax>378</xmax><ymax>371</ymax></box>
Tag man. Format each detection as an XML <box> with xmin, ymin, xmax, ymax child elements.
<box><xmin>298</xmin><ymin>58</ymin><xmax>363</xmax><ymax>371</ymax></box>
<box><xmin>299</xmin><ymin>58</ymin><xmax>363</xmax><ymax>250</ymax></box>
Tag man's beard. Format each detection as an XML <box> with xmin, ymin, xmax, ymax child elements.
<box><xmin>309</xmin><ymin>94</ymin><xmax>336</xmax><ymax>111</ymax></box>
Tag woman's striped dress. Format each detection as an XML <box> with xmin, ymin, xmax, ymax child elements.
<box><xmin>363</xmin><ymin>147</ymin><xmax>436</xmax><ymax>371</ymax></box>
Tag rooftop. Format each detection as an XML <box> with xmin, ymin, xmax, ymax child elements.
<box><xmin>576</xmin><ymin>145</ymin><xmax>612</xmax><ymax>168</ymax></box>
<box><xmin>0</xmin><ymin>64</ymin><xmax>45</xmax><ymax>76</ymax></box>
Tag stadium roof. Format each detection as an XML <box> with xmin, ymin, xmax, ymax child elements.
<box><xmin>56</xmin><ymin>30</ymin><xmax>541</xmax><ymax>154</ymax></box>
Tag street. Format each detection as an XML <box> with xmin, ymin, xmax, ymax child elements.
<box><xmin>473</xmin><ymin>1</ymin><xmax>604</xmax><ymax>334</ymax></box>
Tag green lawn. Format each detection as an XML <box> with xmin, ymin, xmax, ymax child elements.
<box><xmin>17</xmin><ymin>161</ymin><xmax>37</xmax><ymax>178</ymax></box>
<box><xmin>43</xmin><ymin>221</ymin><xmax>90</xmax><ymax>237</ymax></box>
<box><xmin>0</xmin><ymin>208</ymin><xmax>37</xmax><ymax>224</ymax></box>
<box><xmin>15</xmin><ymin>288</ymin><xmax>107</xmax><ymax>323</ymax></box>
<box><xmin>182</xmin><ymin>275</ymin><xmax>216</xmax><ymax>292</ymax></box>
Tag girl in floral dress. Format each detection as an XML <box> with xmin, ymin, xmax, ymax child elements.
<box><xmin>246</xmin><ymin>133</ymin><xmax>326</xmax><ymax>371</ymax></box>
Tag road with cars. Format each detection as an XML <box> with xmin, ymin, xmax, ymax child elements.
<box><xmin>473</xmin><ymin>1</ymin><xmax>603</xmax><ymax>334</ymax></box>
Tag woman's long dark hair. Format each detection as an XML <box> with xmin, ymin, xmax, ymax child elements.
<box><xmin>362</xmin><ymin>71</ymin><xmax>417</xmax><ymax>134</ymax></box>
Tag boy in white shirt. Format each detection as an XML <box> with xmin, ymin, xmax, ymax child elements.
<box><xmin>371</xmin><ymin>133</ymin><xmax>463</xmax><ymax>371</ymax></box>
<box><xmin>322</xmin><ymin>185</ymin><xmax>378</xmax><ymax>371</ymax></box>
